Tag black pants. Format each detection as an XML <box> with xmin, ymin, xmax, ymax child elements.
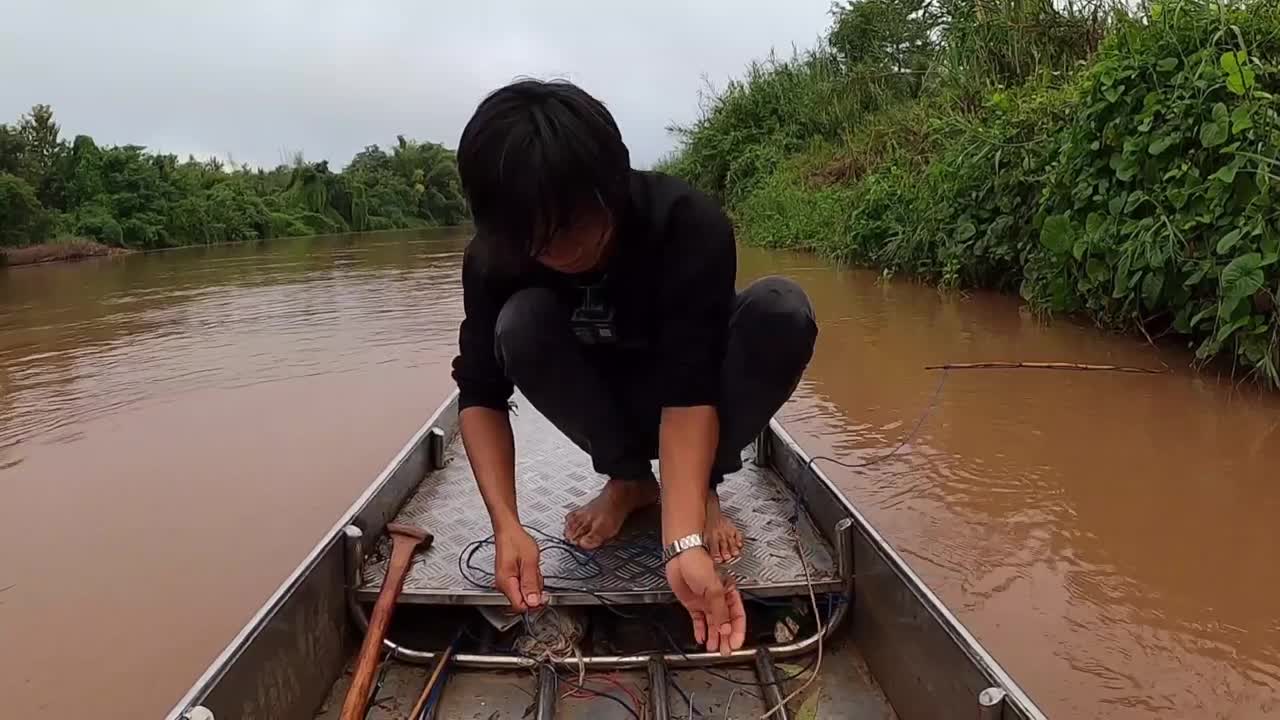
<box><xmin>494</xmin><ymin>277</ymin><xmax>817</xmax><ymax>486</ymax></box>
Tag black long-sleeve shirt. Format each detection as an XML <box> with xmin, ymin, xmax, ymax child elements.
<box><xmin>451</xmin><ymin>170</ymin><xmax>737</xmax><ymax>412</ymax></box>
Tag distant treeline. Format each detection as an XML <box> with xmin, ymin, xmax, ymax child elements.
<box><xmin>0</xmin><ymin>105</ymin><xmax>469</xmax><ymax>252</ymax></box>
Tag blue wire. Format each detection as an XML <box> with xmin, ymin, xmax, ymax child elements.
<box><xmin>416</xmin><ymin>631</ymin><xmax>464</xmax><ymax>720</ymax></box>
<box><xmin>419</xmin><ymin>680</ymin><xmax>444</xmax><ymax>719</ymax></box>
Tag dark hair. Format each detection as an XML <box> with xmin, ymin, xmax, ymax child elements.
<box><xmin>457</xmin><ymin>79</ymin><xmax>631</xmax><ymax>264</ymax></box>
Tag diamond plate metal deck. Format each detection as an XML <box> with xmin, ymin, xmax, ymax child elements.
<box><xmin>359</xmin><ymin>400</ymin><xmax>840</xmax><ymax>605</ymax></box>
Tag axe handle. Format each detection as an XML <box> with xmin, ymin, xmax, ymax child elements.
<box><xmin>339</xmin><ymin>527</ymin><xmax>431</xmax><ymax>720</ymax></box>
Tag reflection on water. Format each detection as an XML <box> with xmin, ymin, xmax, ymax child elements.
<box><xmin>1</xmin><ymin>230</ymin><xmax>1278</xmax><ymax>719</ymax></box>
<box><xmin>0</xmin><ymin>234</ymin><xmax>463</xmax><ymax>464</ymax></box>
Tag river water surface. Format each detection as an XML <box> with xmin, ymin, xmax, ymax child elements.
<box><xmin>2</xmin><ymin>230</ymin><xmax>1278</xmax><ymax>719</ymax></box>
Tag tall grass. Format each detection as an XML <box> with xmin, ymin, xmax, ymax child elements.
<box><xmin>666</xmin><ymin>0</ymin><xmax>1280</xmax><ymax>384</ymax></box>
<box><xmin>0</xmin><ymin>236</ymin><xmax>122</xmax><ymax>266</ymax></box>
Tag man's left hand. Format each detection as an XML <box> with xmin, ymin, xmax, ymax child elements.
<box><xmin>666</xmin><ymin>547</ymin><xmax>746</xmax><ymax>655</ymax></box>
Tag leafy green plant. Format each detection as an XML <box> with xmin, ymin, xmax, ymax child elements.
<box><xmin>665</xmin><ymin>0</ymin><xmax>1280</xmax><ymax>383</ymax></box>
<box><xmin>1029</xmin><ymin>1</ymin><xmax>1280</xmax><ymax>381</ymax></box>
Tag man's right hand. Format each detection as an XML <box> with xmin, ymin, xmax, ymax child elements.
<box><xmin>666</xmin><ymin>546</ymin><xmax>746</xmax><ymax>655</ymax></box>
<box><xmin>494</xmin><ymin>527</ymin><xmax>544</xmax><ymax>611</ymax></box>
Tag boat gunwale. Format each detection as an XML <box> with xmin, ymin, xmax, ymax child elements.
<box><xmin>167</xmin><ymin>390</ymin><xmax>1047</xmax><ymax>720</ymax></box>
<box><xmin>768</xmin><ymin>421</ymin><xmax>1047</xmax><ymax>720</ymax></box>
<box><xmin>163</xmin><ymin>392</ymin><xmax>460</xmax><ymax>720</ymax></box>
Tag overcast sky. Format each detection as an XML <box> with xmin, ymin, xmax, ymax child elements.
<box><xmin>0</xmin><ymin>1</ymin><xmax>834</xmax><ymax>169</ymax></box>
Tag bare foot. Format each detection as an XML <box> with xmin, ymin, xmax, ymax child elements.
<box><xmin>705</xmin><ymin>490</ymin><xmax>744</xmax><ymax>563</ymax></box>
<box><xmin>564</xmin><ymin>478</ymin><xmax>659</xmax><ymax>550</ymax></box>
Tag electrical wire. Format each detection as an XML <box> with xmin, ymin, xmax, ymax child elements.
<box><xmin>803</xmin><ymin>367</ymin><xmax>948</xmax><ymax>473</ymax></box>
<box><xmin>723</xmin><ymin>688</ymin><xmax>741</xmax><ymax>720</ymax></box>
<box><xmin>626</xmin><ymin>607</ymin><xmax>817</xmax><ymax>690</ymax></box>
<box><xmin>410</xmin><ymin>631</ymin><xmax>460</xmax><ymax>720</ymax></box>
<box><xmin>457</xmin><ymin>524</ymin><xmax>669</xmax><ymax>592</ymax></box>
<box><xmin>563</xmin><ymin>673</ymin><xmax>645</xmax><ymax>714</ymax></box>
<box><xmin>549</xmin><ymin>666</ymin><xmax>643</xmax><ymax>719</ymax></box>
<box><xmin>449</xmin><ymin>372</ymin><xmax>951</xmax><ymax>715</ymax></box>
<box><xmin>670</xmin><ymin>675</ymin><xmax>704</xmax><ymax>718</ymax></box>
<box><xmin>456</xmin><ymin>516</ymin><xmax>835</xmax><ymax>702</ymax></box>
<box><xmin>365</xmin><ymin>655</ymin><xmax>395</xmax><ymax>718</ymax></box>
<box><xmin>760</xmin><ymin>536</ymin><xmax>822</xmax><ymax>719</ymax></box>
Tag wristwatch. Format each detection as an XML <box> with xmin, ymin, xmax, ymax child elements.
<box><xmin>662</xmin><ymin>533</ymin><xmax>706</xmax><ymax>563</ymax></box>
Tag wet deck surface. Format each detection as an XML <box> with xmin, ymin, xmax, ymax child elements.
<box><xmin>359</xmin><ymin>397</ymin><xmax>841</xmax><ymax>606</ymax></box>
<box><xmin>339</xmin><ymin>396</ymin><xmax>890</xmax><ymax>719</ymax></box>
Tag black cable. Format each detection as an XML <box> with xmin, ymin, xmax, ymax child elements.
<box><xmin>366</xmin><ymin>655</ymin><xmax>396</xmax><ymax>717</ymax></box>
<box><xmin>595</xmin><ymin>598</ymin><xmax>821</xmax><ymax>690</ymax></box>
<box><xmin>457</xmin><ymin>524</ymin><xmax>670</xmax><ymax>592</ymax></box>
<box><xmin>669</xmin><ymin>675</ymin><xmax>705</xmax><ymax>717</ymax></box>
<box><xmin>804</xmin><ymin>368</ymin><xmax>948</xmax><ymax>473</ymax></box>
<box><xmin>699</xmin><ymin>654</ymin><xmax>818</xmax><ymax>691</ymax></box>
<box><xmin>458</xmin><ymin>528</ymin><xmax>837</xmax><ymax>678</ymax></box>
<box><xmin>451</xmin><ymin>370</ymin><xmax>939</xmax><ymax>700</ymax></box>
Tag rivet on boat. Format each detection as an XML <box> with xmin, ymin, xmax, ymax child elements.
<box><xmin>979</xmin><ymin>686</ymin><xmax>1009</xmax><ymax>718</ymax></box>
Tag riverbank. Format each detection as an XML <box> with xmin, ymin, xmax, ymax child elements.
<box><xmin>0</xmin><ymin>238</ymin><xmax>129</xmax><ymax>267</ymax></box>
<box><xmin>661</xmin><ymin>0</ymin><xmax>1280</xmax><ymax>385</ymax></box>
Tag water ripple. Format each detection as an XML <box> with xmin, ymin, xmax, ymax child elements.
<box><xmin>0</xmin><ymin>233</ymin><xmax>467</xmax><ymax>460</ymax></box>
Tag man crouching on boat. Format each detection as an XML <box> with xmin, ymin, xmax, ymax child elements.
<box><xmin>451</xmin><ymin>79</ymin><xmax>817</xmax><ymax>654</ymax></box>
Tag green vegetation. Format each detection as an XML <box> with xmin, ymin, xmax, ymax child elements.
<box><xmin>662</xmin><ymin>0</ymin><xmax>1280</xmax><ymax>383</ymax></box>
<box><xmin>0</xmin><ymin>105</ymin><xmax>468</xmax><ymax>253</ymax></box>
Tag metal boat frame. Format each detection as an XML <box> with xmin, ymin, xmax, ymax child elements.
<box><xmin>166</xmin><ymin>391</ymin><xmax>1047</xmax><ymax>720</ymax></box>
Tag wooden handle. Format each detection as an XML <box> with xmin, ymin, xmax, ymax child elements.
<box><xmin>407</xmin><ymin>644</ymin><xmax>454</xmax><ymax>720</ymax></box>
<box><xmin>925</xmin><ymin>361</ymin><xmax>1167</xmax><ymax>374</ymax></box>
<box><xmin>339</xmin><ymin>525</ymin><xmax>433</xmax><ymax>720</ymax></box>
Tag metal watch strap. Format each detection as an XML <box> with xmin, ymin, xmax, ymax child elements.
<box><xmin>662</xmin><ymin>533</ymin><xmax>705</xmax><ymax>563</ymax></box>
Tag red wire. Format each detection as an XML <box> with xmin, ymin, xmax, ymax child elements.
<box><xmin>559</xmin><ymin>674</ymin><xmax>645</xmax><ymax>714</ymax></box>
<box><xmin>599</xmin><ymin>673</ymin><xmax>645</xmax><ymax>714</ymax></box>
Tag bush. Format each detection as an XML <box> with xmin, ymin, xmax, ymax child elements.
<box><xmin>294</xmin><ymin>211</ymin><xmax>341</xmax><ymax>235</ymax></box>
<box><xmin>665</xmin><ymin>0</ymin><xmax>1280</xmax><ymax>383</ymax></box>
<box><xmin>121</xmin><ymin>216</ymin><xmax>168</xmax><ymax>249</ymax></box>
<box><xmin>1025</xmin><ymin>2</ymin><xmax>1280</xmax><ymax>381</ymax></box>
<box><xmin>885</xmin><ymin>87</ymin><xmax>1067</xmax><ymax>289</ymax></box>
<box><xmin>670</xmin><ymin>49</ymin><xmax>913</xmax><ymax>203</ymax></box>
<box><xmin>269</xmin><ymin>212</ymin><xmax>314</xmax><ymax>239</ymax></box>
<box><xmin>364</xmin><ymin>215</ymin><xmax>397</xmax><ymax>231</ymax></box>
<box><xmin>0</xmin><ymin>173</ymin><xmax>52</xmax><ymax>246</ymax></box>
<box><xmin>72</xmin><ymin>203</ymin><xmax>124</xmax><ymax>246</ymax></box>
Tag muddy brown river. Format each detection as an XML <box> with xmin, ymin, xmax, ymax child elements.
<box><xmin>1</xmin><ymin>230</ymin><xmax>1277</xmax><ymax>719</ymax></box>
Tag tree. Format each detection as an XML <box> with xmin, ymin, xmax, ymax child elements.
<box><xmin>0</xmin><ymin>124</ymin><xmax>30</xmax><ymax>178</ymax></box>
<box><xmin>18</xmin><ymin>104</ymin><xmax>67</xmax><ymax>209</ymax></box>
<box><xmin>387</xmin><ymin>136</ymin><xmax>468</xmax><ymax>225</ymax></box>
<box><xmin>829</xmin><ymin>0</ymin><xmax>937</xmax><ymax>71</ymax></box>
<box><xmin>62</xmin><ymin>134</ymin><xmax>104</xmax><ymax>209</ymax></box>
<box><xmin>0</xmin><ymin>173</ymin><xmax>52</xmax><ymax>246</ymax></box>
<box><xmin>347</xmin><ymin>144</ymin><xmax>392</xmax><ymax>176</ymax></box>
<box><xmin>0</xmin><ymin>104</ymin><xmax>470</xmax><ymax>248</ymax></box>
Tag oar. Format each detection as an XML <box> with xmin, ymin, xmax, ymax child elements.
<box><xmin>339</xmin><ymin>523</ymin><xmax>433</xmax><ymax>720</ymax></box>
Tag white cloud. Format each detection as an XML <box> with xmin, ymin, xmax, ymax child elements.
<box><xmin>0</xmin><ymin>0</ymin><xmax>833</xmax><ymax>168</ymax></box>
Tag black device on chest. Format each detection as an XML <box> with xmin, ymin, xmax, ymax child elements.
<box><xmin>570</xmin><ymin>278</ymin><xmax>618</xmax><ymax>345</ymax></box>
